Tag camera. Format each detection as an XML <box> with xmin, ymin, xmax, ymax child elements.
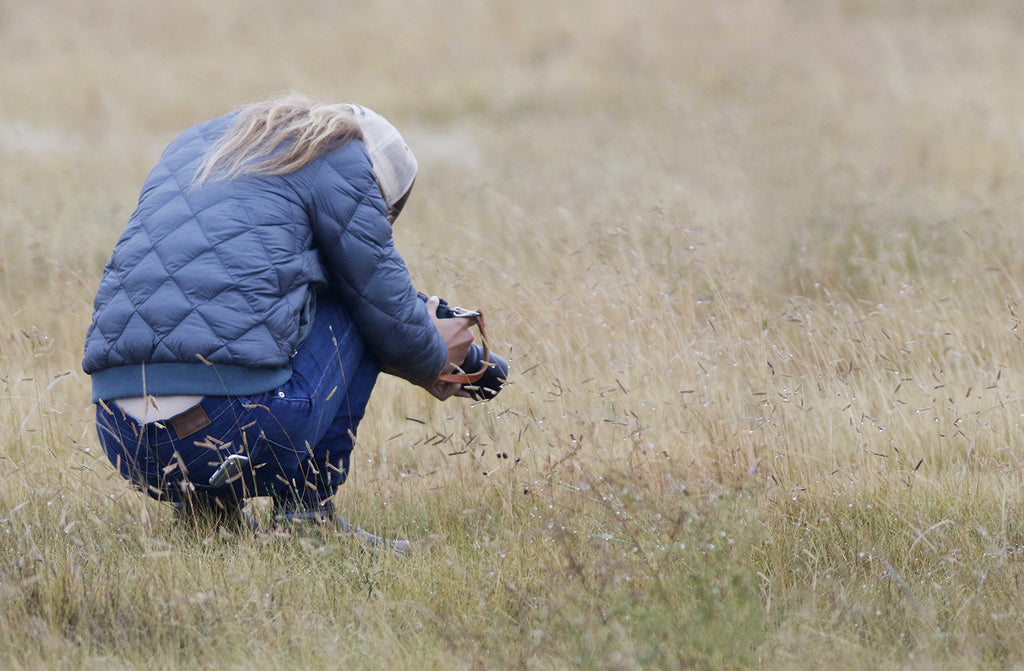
<box><xmin>419</xmin><ymin>292</ymin><xmax>508</xmax><ymax>400</ymax></box>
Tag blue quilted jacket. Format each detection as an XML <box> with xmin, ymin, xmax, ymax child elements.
<box><xmin>83</xmin><ymin>111</ymin><xmax>447</xmax><ymax>402</ymax></box>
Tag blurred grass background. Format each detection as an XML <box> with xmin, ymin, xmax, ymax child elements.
<box><xmin>5</xmin><ymin>0</ymin><xmax>1024</xmax><ymax>668</ymax></box>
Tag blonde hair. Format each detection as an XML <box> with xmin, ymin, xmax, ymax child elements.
<box><xmin>192</xmin><ymin>93</ymin><xmax>363</xmax><ymax>185</ymax></box>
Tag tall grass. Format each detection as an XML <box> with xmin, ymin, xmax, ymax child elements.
<box><xmin>4</xmin><ymin>0</ymin><xmax>1024</xmax><ymax>667</ymax></box>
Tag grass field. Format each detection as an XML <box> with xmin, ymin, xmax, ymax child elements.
<box><xmin>4</xmin><ymin>0</ymin><xmax>1024</xmax><ymax>668</ymax></box>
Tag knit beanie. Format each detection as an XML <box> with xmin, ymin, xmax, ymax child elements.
<box><xmin>350</xmin><ymin>104</ymin><xmax>417</xmax><ymax>210</ymax></box>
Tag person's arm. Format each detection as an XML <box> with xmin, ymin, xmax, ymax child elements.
<box><xmin>306</xmin><ymin>143</ymin><xmax>471</xmax><ymax>386</ymax></box>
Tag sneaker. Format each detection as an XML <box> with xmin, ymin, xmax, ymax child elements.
<box><xmin>338</xmin><ymin>516</ymin><xmax>412</xmax><ymax>555</ymax></box>
<box><xmin>271</xmin><ymin>497</ymin><xmax>411</xmax><ymax>554</ymax></box>
<box><xmin>273</xmin><ymin>497</ymin><xmax>336</xmax><ymax>523</ymax></box>
<box><xmin>173</xmin><ymin>495</ymin><xmax>258</xmax><ymax>533</ymax></box>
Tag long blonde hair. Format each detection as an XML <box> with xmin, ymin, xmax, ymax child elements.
<box><xmin>192</xmin><ymin>93</ymin><xmax>363</xmax><ymax>185</ymax></box>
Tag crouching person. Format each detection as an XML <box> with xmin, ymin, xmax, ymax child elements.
<box><xmin>82</xmin><ymin>93</ymin><xmax>475</xmax><ymax>527</ymax></box>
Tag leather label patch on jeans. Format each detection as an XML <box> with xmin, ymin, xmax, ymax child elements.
<box><xmin>169</xmin><ymin>404</ymin><xmax>212</xmax><ymax>439</ymax></box>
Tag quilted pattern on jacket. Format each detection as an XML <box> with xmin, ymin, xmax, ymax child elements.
<box><xmin>83</xmin><ymin>112</ymin><xmax>447</xmax><ymax>389</ymax></box>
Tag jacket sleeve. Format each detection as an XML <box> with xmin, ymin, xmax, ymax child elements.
<box><xmin>305</xmin><ymin>143</ymin><xmax>448</xmax><ymax>383</ymax></box>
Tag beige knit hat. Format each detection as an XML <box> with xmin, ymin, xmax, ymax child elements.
<box><xmin>350</xmin><ymin>104</ymin><xmax>417</xmax><ymax>212</ymax></box>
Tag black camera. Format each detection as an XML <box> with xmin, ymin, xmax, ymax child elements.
<box><xmin>419</xmin><ymin>292</ymin><xmax>508</xmax><ymax>400</ymax></box>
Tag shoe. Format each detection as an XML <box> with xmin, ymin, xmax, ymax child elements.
<box><xmin>273</xmin><ymin>497</ymin><xmax>336</xmax><ymax>523</ymax></box>
<box><xmin>272</xmin><ymin>498</ymin><xmax>411</xmax><ymax>554</ymax></box>
<box><xmin>338</xmin><ymin>516</ymin><xmax>412</xmax><ymax>556</ymax></box>
<box><xmin>173</xmin><ymin>495</ymin><xmax>258</xmax><ymax>533</ymax></box>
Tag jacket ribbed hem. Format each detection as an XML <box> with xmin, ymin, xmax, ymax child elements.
<box><xmin>90</xmin><ymin>363</ymin><xmax>293</xmax><ymax>403</ymax></box>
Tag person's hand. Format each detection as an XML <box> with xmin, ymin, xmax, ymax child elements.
<box><xmin>425</xmin><ymin>295</ymin><xmax>474</xmax><ymax>374</ymax></box>
<box><xmin>420</xmin><ymin>295</ymin><xmax>475</xmax><ymax>401</ymax></box>
<box><xmin>416</xmin><ymin>376</ymin><xmax>468</xmax><ymax>401</ymax></box>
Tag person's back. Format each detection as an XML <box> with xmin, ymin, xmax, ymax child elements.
<box><xmin>84</xmin><ymin>94</ymin><xmax>476</xmax><ymax>526</ymax></box>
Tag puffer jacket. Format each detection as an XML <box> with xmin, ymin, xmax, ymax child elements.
<box><xmin>82</xmin><ymin>111</ymin><xmax>447</xmax><ymax>402</ymax></box>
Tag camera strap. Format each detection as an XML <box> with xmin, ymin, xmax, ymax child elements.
<box><xmin>437</xmin><ymin>312</ymin><xmax>492</xmax><ymax>385</ymax></box>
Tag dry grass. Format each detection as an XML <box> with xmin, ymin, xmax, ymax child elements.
<box><xmin>4</xmin><ymin>0</ymin><xmax>1024</xmax><ymax>668</ymax></box>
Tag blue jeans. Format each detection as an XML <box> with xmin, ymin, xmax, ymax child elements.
<box><xmin>95</xmin><ymin>292</ymin><xmax>380</xmax><ymax>507</ymax></box>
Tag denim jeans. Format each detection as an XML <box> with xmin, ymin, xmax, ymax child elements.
<box><xmin>95</xmin><ymin>292</ymin><xmax>380</xmax><ymax>507</ymax></box>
